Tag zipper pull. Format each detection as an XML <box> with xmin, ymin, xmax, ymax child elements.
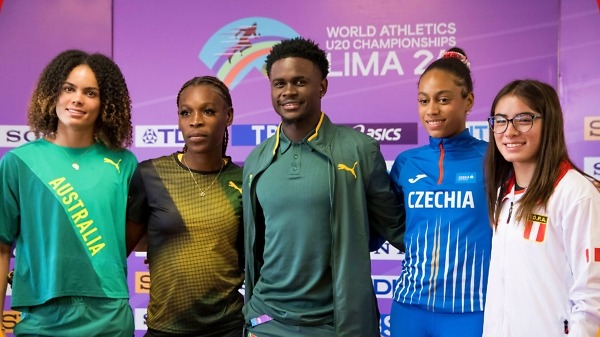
<box><xmin>563</xmin><ymin>319</ymin><xmax>569</xmax><ymax>334</ymax></box>
<box><xmin>506</xmin><ymin>201</ymin><xmax>513</xmax><ymax>224</ymax></box>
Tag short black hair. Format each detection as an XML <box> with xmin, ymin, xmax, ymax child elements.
<box><xmin>265</xmin><ymin>37</ymin><xmax>329</xmax><ymax>79</ymax></box>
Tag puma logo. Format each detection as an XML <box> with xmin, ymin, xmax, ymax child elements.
<box><xmin>408</xmin><ymin>174</ymin><xmax>427</xmax><ymax>183</ymax></box>
<box><xmin>338</xmin><ymin>162</ymin><xmax>358</xmax><ymax>179</ymax></box>
<box><xmin>104</xmin><ymin>158</ymin><xmax>122</xmax><ymax>173</ymax></box>
<box><xmin>229</xmin><ymin>181</ymin><xmax>242</xmax><ymax>194</ymax></box>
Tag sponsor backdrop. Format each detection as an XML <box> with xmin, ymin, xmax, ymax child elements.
<box><xmin>1</xmin><ymin>0</ymin><xmax>599</xmax><ymax>335</ymax></box>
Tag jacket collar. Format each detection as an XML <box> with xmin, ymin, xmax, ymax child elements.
<box><xmin>428</xmin><ymin>128</ymin><xmax>473</xmax><ymax>150</ymax></box>
<box><xmin>271</xmin><ymin>112</ymin><xmax>332</xmax><ymax>155</ymax></box>
<box><xmin>501</xmin><ymin>160</ymin><xmax>573</xmax><ymax>201</ymax></box>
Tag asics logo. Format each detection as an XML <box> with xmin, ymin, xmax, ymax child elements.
<box><xmin>338</xmin><ymin>162</ymin><xmax>358</xmax><ymax>179</ymax></box>
<box><xmin>103</xmin><ymin>158</ymin><xmax>122</xmax><ymax>173</ymax></box>
<box><xmin>408</xmin><ymin>174</ymin><xmax>427</xmax><ymax>183</ymax></box>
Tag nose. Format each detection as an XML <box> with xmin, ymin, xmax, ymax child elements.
<box><xmin>281</xmin><ymin>83</ymin><xmax>297</xmax><ymax>97</ymax></box>
<box><xmin>71</xmin><ymin>92</ymin><xmax>83</xmax><ymax>105</ymax></box>
<box><xmin>426</xmin><ymin>102</ymin><xmax>440</xmax><ymax>115</ymax></box>
<box><xmin>189</xmin><ymin>111</ymin><xmax>204</xmax><ymax>126</ymax></box>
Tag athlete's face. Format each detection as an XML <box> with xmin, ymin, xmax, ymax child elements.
<box><xmin>55</xmin><ymin>65</ymin><xmax>101</xmax><ymax>135</ymax></box>
<box><xmin>417</xmin><ymin>69</ymin><xmax>474</xmax><ymax>139</ymax></box>
<box><xmin>269</xmin><ymin>57</ymin><xmax>327</xmax><ymax>128</ymax></box>
<box><xmin>178</xmin><ymin>85</ymin><xmax>233</xmax><ymax>156</ymax></box>
<box><xmin>492</xmin><ymin>94</ymin><xmax>542</xmax><ymax>170</ymax></box>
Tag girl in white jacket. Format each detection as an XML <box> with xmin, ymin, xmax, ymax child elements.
<box><xmin>483</xmin><ymin>79</ymin><xmax>600</xmax><ymax>337</ymax></box>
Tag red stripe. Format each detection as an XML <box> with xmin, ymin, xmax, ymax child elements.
<box><xmin>587</xmin><ymin>249</ymin><xmax>590</xmax><ymax>263</ymax></box>
<box><xmin>535</xmin><ymin>223</ymin><xmax>546</xmax><ymax>242</ymax></box>
<box><xmin>523</xmin><ymin>221</ymin><xmax>532</xmax><ymax>239</ymax></box>
<box><xmin>595</xmin><ymin>248</ymin><xmax>600</xmax><ymax>262</ymax></box>
<box><xmin>0</xmin><ymin>0</ymin><xmax>4</xmax><ymax>13</ymax></box>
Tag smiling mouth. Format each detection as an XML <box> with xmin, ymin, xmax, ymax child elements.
<box><xmin>279</xmin><ymin>100</ymin><xmax>301</xmax><ymax>110</ymax></box>
<box><xmin>426</xmin><ymin>119</ymin><xmax>444</xmax><ymax>126</ymax></box>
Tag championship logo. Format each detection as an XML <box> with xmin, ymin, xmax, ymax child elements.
<box><xmin>198</xmin><ymin>17</ymin><xmax>299</xmax><ymax>89</ymax></box>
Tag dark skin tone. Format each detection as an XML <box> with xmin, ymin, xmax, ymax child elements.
<box><xmin>125</xmin><ymin>84</ymin><xmax>233</xmax><ymax>255</ymax></box>
<box><xmin>269</xmin><ymin>57</ymin><xmax>327</xmax><ymax>142</ymax></box>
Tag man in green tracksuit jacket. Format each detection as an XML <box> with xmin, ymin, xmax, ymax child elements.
<box><xmin>242</xmin><ymin>37</ymin><xmax>405</xmax><ymax>337</ymax></box>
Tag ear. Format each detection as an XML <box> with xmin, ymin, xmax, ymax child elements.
<box><xmin>226</xmin><ymin>107</ymin><xmax>234</xmax><ymax>126</ymax></box>
<box><xmin>320</xmin><ymin>78</ymin><xmax>328</xmax><ymax>98</ymax></box>
<box><xmin>465</xmin><ymin>92</ymin><xmax>475</xmax><ymax>112</ymax></box>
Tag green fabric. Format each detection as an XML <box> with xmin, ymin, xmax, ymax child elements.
<box><xmin>243</xmin><ymin>113</ymin><xmax>406</xmax><ymax>337</ymax></box>
<box><xmin>0</xmin><ymin>139</ymin><xmax>137</xmax><ymax>308</ymax></box>
<box><xmin>15</xmin><ymin>297</ymin><xmax>133</xmax><ymax>337</ymax></box>
<box><xmin>127</xmin><ymin>154</ymin><xmax>244</xmax><ymax>334</ymax></box>
<box><xmin>251</xmin><ymin>131</ymin><xmax>333</xmax><ymax>323</ymax></box>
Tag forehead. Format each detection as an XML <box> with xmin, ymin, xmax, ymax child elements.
<box><xmin>179</xmin><ymin>84</ymin><xmax>225</xmax><ymax>104</ymax></box>
<box><xmin>66</xmin><ymin>65</ymin><xmax>98</xmax><ymax>86</ymax></box>
<box><xmin>270</xmin><ymin>57</ymin><xmax>321</xmax><ymax>79</ymax></box>
<box><xmin>418</xmin><ymin>69</ymin><xmax>461</xmax><ymax>94</ymax></box>
<box><xmin>494</xmin><ymin>95</ymin><xmax>534</xmax><ymax>115</ymax></box>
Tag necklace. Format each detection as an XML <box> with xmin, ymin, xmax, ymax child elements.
<box><xmin>182</xmin><ymin>153</ymin><xmax>224</xmax><ymax>197</ymax></box>
<box><xmin>58</xmin><ymin>144</ymin><xmax>94</xmax><ymax>170</ymax></box>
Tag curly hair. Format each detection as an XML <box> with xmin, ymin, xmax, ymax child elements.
<box><xmin>176</xmin><ymin>76</ymin><xmax>232</xmax><ymax>157</ymax></box>
<box><xmin>28</xmin><ymin>49</ymin><xmax>133</xmax><ymax>149</ymax></box>
<box><xmin>419</xmin><ymin>47</ymin><xmax>473</xmax><ymax>98</ymax></box>
<box><xmin>265</xmin><ymin>37</ymin><xmax>329</xmax><ymax>79</ymax></box>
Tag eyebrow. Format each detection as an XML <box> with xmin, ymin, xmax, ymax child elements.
<box><xmin>418</xmin><ymin>89</ymin><xmax>454</xmax><ymax>96</ymax></box>
<box><xmin>63</xmin><ymin>81</ymin><xmax>99</xmax><ymax>92</ymax></box>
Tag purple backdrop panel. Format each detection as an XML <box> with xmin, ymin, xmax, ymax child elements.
<box><xmin>0</xmin><ymin>0</ymin><xmax>112</xmax><ymax>157</ymax></box>
<box><xmin>559</xmin><ymin>1</ymin><xmax>600</xmax><ymax>177</ymax></box>
<box><xmin>113</xmin><ymin>1</ymin><xmax>561</xmax><ymax>335</ymax></box>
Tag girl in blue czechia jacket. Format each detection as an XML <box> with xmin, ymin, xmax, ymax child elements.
<box><xmin>389</xmin><ymin>48</ymin><xmax>492</xmax><ymax>337</ymax></box>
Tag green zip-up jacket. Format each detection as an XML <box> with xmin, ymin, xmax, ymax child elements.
<box><xmin>242</xmin><ymin>113</ymin><xmax>405</xmax><ymax>336</ymax></box>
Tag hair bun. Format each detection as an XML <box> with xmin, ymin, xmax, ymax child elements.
<box><xmin>442</xmin><ymin>51</ymin><xmax>470</xmax><ymax>69</ymax></box>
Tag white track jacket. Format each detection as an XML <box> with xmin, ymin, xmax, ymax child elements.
<box><xmin>483</xmin><ymin>163</ymin><xmax>600</xmax><ymax>337</ymax></box>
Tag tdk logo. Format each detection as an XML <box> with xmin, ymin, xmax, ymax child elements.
<box><xmin>584</xmin><ymin>157</ymin><xmax>600</xmax><ymax>179</ymax></box>
<box><xmin>135</xmin><ymin>125</ymin><xmax>184</xmax><ymax>147</ymax></box>
<box><xmin>466</xmin><ymin>121</ymin><xmax>489</xmax><ymax>142</ymax></box>
<box><xmin>372</xmin><ymin>275</ymin><xmax>399</xmax><ymax>299</ymax></box>
<box><xmin>0</xmin><ymin>125</ymin><xmax>39</xmax><ymax>147</ymax></box>
<box><xmin>232</xmin><ymin>125</ymin><xmax>278</xmax><ymax>146</ymax></box>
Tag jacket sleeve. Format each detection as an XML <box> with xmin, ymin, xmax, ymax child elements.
<box><xmin>364</xmin><ymin>141</ymin><xmax>406</xmax><ymax>251</ymax></box>
<box><xmin>562</xmin><ymin>179</ymin><xmax>600</xmax><ymax>337</ymax></box>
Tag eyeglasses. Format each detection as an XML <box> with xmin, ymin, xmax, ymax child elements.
<box><xmin>488</xmin><ymin>112</ymin><xmax>543</xmax><ymax>134</ymax></box>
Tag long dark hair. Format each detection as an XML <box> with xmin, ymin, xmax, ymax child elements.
<box><xmin>485</xmin><ymin>79</ymin><xmax>594</xmax><ymax>227</ymax></box>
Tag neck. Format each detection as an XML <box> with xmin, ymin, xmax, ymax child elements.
<box><xmin>50</xmin><ymin>128</ymin><xmax>96</xmax><ymax>148</ymax></box>
<box><xmin>512</xmin><ymin>162</ymin><xmax>537</xmax><ymax>189</ymax></box>
<box><xmin>280</xmin><ymin>111</ymin><xmax>321</xmax><ymax>142</ymax></box>
<box><xmin>182</xmin><ymin>152</ymin><xmax>224</xmax><ymax>171</ymax></box>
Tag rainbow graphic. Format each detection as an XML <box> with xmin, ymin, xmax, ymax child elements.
<box><xmin>199</xmin><ymin>17</ymin><xmax>299</xmax><ymax>89</ymax></box>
